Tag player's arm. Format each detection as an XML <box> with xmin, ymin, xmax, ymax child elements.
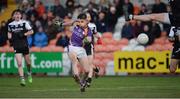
<box><xmin>54</xmin><ymin>19</ymin><xmax>80</xmax><ymax>26</ymax></box>
<box><xmin>8</xmin><ymin>32</ymin><xmax>12</xmax><ymax>39</ymax></box>
<box><xmin>8</xmin><ymin>25</ymin><xmax>12</xmax><ymax>39</ymax></box>
<box><xmin>63</xmin><ymin>19</ymin><xmax>80</xmax><ymax>26</ymax></box>
<box><xmin>24</xmin><ymin>21</ymin><xmax>34</xmax><ymax>36</ymax></box>
<box><xmin>24</xmin><ymin>30</ymin><xmax>33</xmax><ymax>36</ymax></box>
<box><xmin>127</xmin><ymin>13</ymin><xmax>170</xmax><ymax>24</ymax></box>
<box><xmin>168</xmin><ymin>26</ymin><xmax>175</xmax><ymax>42</ymax></box>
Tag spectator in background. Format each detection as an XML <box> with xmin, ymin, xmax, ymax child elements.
<box><xmin>96</xmin><ymin>11</ymin><xmax>108</xmax><ymax>33</ymax></box>
<box><xmin>139</xmin><ymin>3</ymin><xmax>148</xmax><ymax>15</ymax></box>
<box><xmin>150</xmin><ymin>21</ymin><xmax>161</xmax><ymax>39</ymax></box>
<box><xmin>0</xmin><ymin>0</ymin><xmax>7</xmax><ymax>12</ymax></box>
<box><xmin>39</xmin><ymin>13</ymin><xmax>48</xmax><ymax>30</ymax></box>
<box><xmin>152</xmin><ymin>0</ymin><xmax>167</xmax><ymax>13</ymax></box>
<box><xmin>26</xmin><ymin>4</ymin><xmax>38</xmax><ymax>18</ymax></box>
<box><xmin>46</xmin><ymin>20</ymin><xmax>58</xmax><ymax>41</ymax></box>
<box><xmin>106</xmin><ymin>6</ymin><xmax>118</xmax><ymax>32</ymax></box>
<box><xmin>134</xmin><ymin>21</ymin><xmax>144</xmax><ymax>37</ymax></box>
<box><xmin>123</xmin><ymin>0</ymin><xmax>134</xmax><ymax>15</ymax></box>
<box><xmin>35</xmin><ymin>20</ymin><xmax>42</xmax><ymax>29</ymax></box>
<box><xmin>98</xmin><ymin>0</ymin><xmax>109</xmax><ymax>12</ymax></box>
<box><xmin>53</xmin><ymin>0</ymin><xmax>67</xmax><ymax>19</ymax></box>
<box><xmin>19</xmin><ymin>0</ymin><xmax>29</xmax><ymax>12</ymax></box>
<box><xmin>113</xmin><ymin>0</ymin><xmax>124</xmax><ymax>17</ymax></box>
<box><xmin>141</xmin><ymin>24</ymin><xmax>154</xmax><ymax>45</ymax></box>
<box><xmin>33</xmin><ymin>27</ymin><xmax>48</xmax><ymax>47</ymax></box>
<box><xmin>72</xmin><ymin>5</ymin><xmax>83</xmax><ymax>20</ymax></box>
<box><xmin>35</xmin><ymin>1</ymin><xmax>45</xmax><ymax>18</ymax></box>
<box><xmin>0</xmin><ymin>21</ymin><xmax>7</xmax><ymax>46</ymax></box>
<box><xmin>121</xmin><ymin>22</ymin><xmax>134</xmax><ymax>39</ymax></box>
<box><xmin>22</xmin><ymin>13</ymin><xmax>28</xmax><ymax>20</ymax></box>
<box><xmin>56</xmin><ymin>33</ymin><xmax>69</xmax><ymax>48</ymax></box>
<box><xmin>29</xmin><ymin>15</ymin><xmax>38</xmax><ymax>33</ymax></box>
<box><xmin>66</xmin><ymin>0</ymin><xmax>75</xmax><ymax>14</ymax></box>
<box><xmin>84</xmin><ymin>3</ymin><xmax>98</xmax><ymax>23</ymax></box>
<box><xmin>130</xmin><ymin>20</ymin><xmax>142</xmax><ymax>38</ymax></box>
<box><xmin>88</xmin><ymin>0</ymin><xmax>99</xmax><ymax>10</ymax></box>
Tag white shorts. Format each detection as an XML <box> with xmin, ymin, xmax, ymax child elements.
<box><xmin>68</xmin><ymin>45</ymin><xmax>87</xmax><ymax>58</ymax></box>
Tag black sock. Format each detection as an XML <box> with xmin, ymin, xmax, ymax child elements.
<box><xmin>27</xmin><ymin>64</ymin><xmax>32</xmax><ymax>75</ymax></box>
<box><xmin>94</xmin><ymin>67</ymin><xmax>99</xmax><ymax>72</ymax></box>
<box><xmin>20</xmin><ymin>76</ymin><xmax>25</xmax><ymax>80</ymax></box>
<box><xmin>73</xmin><ymin>75</ymin><xmax>80</xmax><ymax>84</ymax></box>
<box><xmin>82</xmin><ymin>72</ymin><xmax>88</xmax><ymax>82</ymax></box>
<box><xmin>87</xmin><ymin>77</ymin><xmax>92</xmax><ymax>83</ymax></box>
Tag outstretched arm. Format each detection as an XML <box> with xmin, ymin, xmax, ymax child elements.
<box><xmin>128</xmin><ymin>13</ymin><xmax>170</xmax><ymax>24</ymax></box>
<box><xmin>54</xmin><ymin>19</ymin><xmax>80</xmax><ymax>27</ymax></box>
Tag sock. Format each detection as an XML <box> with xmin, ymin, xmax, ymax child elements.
<box><xmin>20</xmin><ymin>76</ymin><xmax>25</xmax><ymax>80</ymax></box>
<box><xmin>87</xmin><ymin>77</ymin><xmax>92</xmax><ymax>83</ymax></box>
<box><xmin>27</xmin><ymin>64</ymin><xmax>32</xmax><ymax>76</ymax></box>
<box><xmin>73</xmin><ymin>75</ymin><xmax>81</xmax><ymax>84</ymax></box>
<box><xmin>82</xmin><ymin>72</ymin><xmax>89</xmax><ymax>82</ymax></box>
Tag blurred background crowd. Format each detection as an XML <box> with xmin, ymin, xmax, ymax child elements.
<box><xmin>0</xmin><ymin>0</ymin><xmax>172</xmax><ymax>51</ymax></box>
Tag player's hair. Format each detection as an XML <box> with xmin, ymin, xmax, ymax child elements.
<box><xmin>12</xmin><ymin>9</ymin><xmax>23</xmax><ymax>16</ymax></box>
<box><xmin>77</xmin><ymin>13</ymin><xmax>87</xmax><ymax>20</ymax></box>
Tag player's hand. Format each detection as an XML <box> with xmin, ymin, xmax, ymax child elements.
<box><xmin>53</xmin><ymin>20</ymin><xmax>63</xmax><ymax>28</ymax></box>
<box><xmin>168</xmin><ymin>37</ymin><xmax>175</xmax><ymax>42</ymax></box>
<box><xmin>83</xmin><ymin>37</ymin><xmax>91</xmax><ymax>44</ymax></box>
<box><xmin>125</xmin><ymin>13</ymin><xmax>134</xmax><ymax>21</ymax></box>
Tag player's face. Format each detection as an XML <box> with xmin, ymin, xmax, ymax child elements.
<box><xmin>79</xmin><ymin>19</ymin><xmax>88</xmax><ymax>28</ymax></box>
<box><xmin>86</xmin><ymin>13</ymin><xmax>91</xmax><ymax>22</ymax></box>
<box><xmin>13</xmin><ymin>12</ymin><xmax>22</xmax><ymax>21</ymax></box>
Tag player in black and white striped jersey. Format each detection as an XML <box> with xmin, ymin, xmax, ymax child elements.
<box><xmin>83</xmin><ymin>13</ymin><xmax>102</xmax><ymax>87</ymax></box>
<box><xmin>8</xmin><ymin>9</ymin><xmax>34</xmax><ymax>86</ymax></box>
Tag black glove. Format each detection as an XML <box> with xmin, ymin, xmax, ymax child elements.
<box><xmin>53</xmin><ymin>19</ymin><xmax>63</xmax><ymax>28</ymax></box>
<box><xmin>125</xmin><ymin>12</ymin><xmax>134</xmax><ymax>21</ymax></box>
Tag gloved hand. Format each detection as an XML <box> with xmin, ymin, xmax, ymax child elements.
<box><xmin>53</xmin><ymin>19</ymin><xmax>63</xmax><ymax>28</ymax></box>
<box><xmin>168</xmin><ymin>36</ymin><xmax>175</xmax><ymax>42</ymax></box>
<box><xmin>125</xmin><ymin>13</ymin><xmax>134</xmax><ymax>21</ymax></box>
<box><xmin>83</xmin><ymin>37</ymin><xmax>91</xmax><ymax>45</ymax></box>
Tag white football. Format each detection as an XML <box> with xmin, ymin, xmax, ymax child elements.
<box><xmin>137</xmin><ymin>33</ymin><xmax>149</xmax><ymax>44</ymax></box>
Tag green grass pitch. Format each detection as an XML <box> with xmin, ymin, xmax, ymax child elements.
<box><xmin>0</xmin><ymin>76</ymin><xmax>180</xmax><ymax>98</ymax></box>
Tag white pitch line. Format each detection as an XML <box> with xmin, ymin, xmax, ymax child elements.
<box><xmin>32</xmin><ymin>86</ymin><xmax>179</xmax><ymax>92</ymax></box>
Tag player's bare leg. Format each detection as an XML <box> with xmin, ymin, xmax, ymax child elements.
<box><xmin>24</xmin><ymin>54</ymin><xmax>32</xmax><ymax>83</ymax></box>
<box><xmin>88</xmin><ymin>55</ymin><xmax>100</xmax><ymax>78</ymax></box>
<box><xmin>79</xmin><ymin>56</ymin><xmax>92</xmax><ymax>91</ymax></box>
<box><xmin>68</xmin><ymin>52</ymin><xmax>81</xmax><ymax>85</ymax></box>
<box><xmin>15</xmin><ymin>54</ymin><xmax>25</xmax><ymax>86</ymax></box>
<box><xmin>169</xmin><ymin>59</ymin><xmax>180</xmax><ymax>73</ymax></box>
<box><xmin>86</xmin><ymin>55</ymin><xmax>99</xmax><ymax>87</ymax></box>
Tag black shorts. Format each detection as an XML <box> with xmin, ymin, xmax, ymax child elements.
<box><xmin>14</xmin><ymin>47</ymin><xmax>29</xmax><ymax>55</ymax></box>
<box><xmin>171</xmin><ymin>46</ymin><xmax>180</xmax><ymax>59</ymax></box>
<box><xmin>84</xmin><ymin>44</ymin><xmax>93</xmax><ymax>56</ymax></box>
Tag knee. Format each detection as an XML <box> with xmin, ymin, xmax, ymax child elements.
<box><xmin>17</xmin><ymin>62</ymin><xmax>22</xmax><ymax>67</ymax></box>
<box><xmin>169</xmin><ymin>66</ymin><xmax>176</xmax><ymax>73</ymax></box>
